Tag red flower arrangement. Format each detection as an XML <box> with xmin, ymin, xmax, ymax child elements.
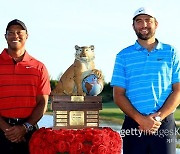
<box><xmin>29</xmin><ymin>127</ymin><xmax>122</xmax><ymax>154</ymax></box>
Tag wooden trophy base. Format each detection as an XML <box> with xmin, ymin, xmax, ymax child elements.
<box><xmin>52</xmin><ymin>95</ymin><xmax>102</xmax><ymax>129</ymax></box>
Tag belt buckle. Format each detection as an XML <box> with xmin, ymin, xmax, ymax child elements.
<box><xmin>8</xmin><ymin>118</ymin><xmax>13</xmax><ymax>125</ymax></box>
<box><xmin>9</xmin><ymin>118</ymin><xmax>19</xmax><ymax>125</ymax></box>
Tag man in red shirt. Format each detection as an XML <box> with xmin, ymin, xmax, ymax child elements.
<box><xmin>0</xmin><ymin>19</ymin><xmax>51</xmax><ymax>154</ymax></box>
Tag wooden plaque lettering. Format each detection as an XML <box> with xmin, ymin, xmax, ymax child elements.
<box><xmin>52</xmin><ymin>95</ymin><xmax>102</xmax><ymax>129</ymax></box>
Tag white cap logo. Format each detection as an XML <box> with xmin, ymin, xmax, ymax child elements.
<box><xmin>133</xmin><ymin>7</ymin><xmax>155</xmax><ymax>20</ymax></box>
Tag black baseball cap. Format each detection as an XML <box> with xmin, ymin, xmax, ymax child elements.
<box><xmin>6</xmin><ymin>19</ymin><xmax>27</xmax><ymax>33</ymax></box>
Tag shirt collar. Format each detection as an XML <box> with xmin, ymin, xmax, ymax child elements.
<box><xmin>1</xmin><ymin>48</ymin><xmax>32</xmax><ymax>62</ymax></box>
<box><xmin>134</xmin><ymin>39</ymin><xmax>163</xmax><ymax>51</ymax></box>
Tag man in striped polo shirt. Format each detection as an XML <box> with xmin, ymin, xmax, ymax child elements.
<box><xmin>111</xmin><ymin>7</ymin><xmax>180</xmax><ymax>154</ymax></box>
<box><xmin>0</xmin><ymin>19</ymin><xmax>51</xmax><ymax>154</ymax></box>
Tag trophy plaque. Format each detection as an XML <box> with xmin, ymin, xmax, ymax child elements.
<box><xmin>52</xmin><ymin>95</ymin><xmax>102</xmax><ymax>129</ymax></box>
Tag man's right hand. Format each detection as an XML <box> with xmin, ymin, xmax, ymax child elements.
<box><xmin>4</xmin><ymin>125</ymin><xmax>26</xmax><ymax>143</ymax></box>
<box><xmin>137</xmin><ymin>113</ymin><xmax>162</xmax><ymax>134</ymax></box>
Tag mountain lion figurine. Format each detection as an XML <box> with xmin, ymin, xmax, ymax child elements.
<box><xmin>52</xmin><ymin>45</ymin><xmax>103</xmax><ymax>96</ymax></box>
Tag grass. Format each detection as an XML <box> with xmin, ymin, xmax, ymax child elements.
<box><xmin>99</xmin><ymin>101</ymin><xmax>124</xmax><ymax>124</ymax></box>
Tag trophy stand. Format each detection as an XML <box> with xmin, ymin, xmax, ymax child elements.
<box><xmin>52</xmin><ymin>95</ymin><xmax>102</xmax><ymax>129</ymax></box>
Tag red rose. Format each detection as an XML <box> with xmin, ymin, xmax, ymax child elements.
<box><xmin>29</xmin><ymin>127</ymin><xmax>122</xmax><ymax>154</ymax></box>
<box><xmin>82</xmin><ymin>143</ymin><xmax>92</xmax><ymax>153</ymax></box>
<box><xmin>75</xmin><ymin>133</ymin><xmax>85</xmax><ymax>143</ymax></box>
<box><xmin>56</xmin><ymin>140</ymin><xmax>69</xmax><ymax>152</ymax></box>
<box><xmin>98</xmin><ymin>145</ymin><xmax>109</xmax><ymax>154</ymax></box>
<box><xmin>69</xmin><ymin>142</ymin><xmax>83</xmax><ymax>154</ymax></box>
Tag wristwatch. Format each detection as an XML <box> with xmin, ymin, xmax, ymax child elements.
<box><xmin>154</xmin><ymin>116</ymin><xmax>161</xmax><ymax>122</ymax></box>
<box><xmin>23</xmin><ymin>122</ymin><xmax>34</xmax><ymax>132</ymax></box>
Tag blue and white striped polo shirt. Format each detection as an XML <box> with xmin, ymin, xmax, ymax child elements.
<box><xmin>111</xmin><ymin>40</ymin><xmax>180</xmax><ymax>115</ymax></box>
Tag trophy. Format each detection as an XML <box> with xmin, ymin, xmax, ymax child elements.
<box><xmin>51</xmin><ymin>45</ymin><xmax>104</xmax><ymax>129</ymax></box>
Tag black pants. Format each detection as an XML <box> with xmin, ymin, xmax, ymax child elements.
<box><xmin>0</xmin><ymin>118</ymin><xmax>38</xmax><ymax>154</ymax></box>
<box><xmin>121</xmin><ymin>114</ymin><xmax>176</xmax><ymax>154</ymax></box>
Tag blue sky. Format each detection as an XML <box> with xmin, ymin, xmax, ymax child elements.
<box><xmin>0</xmin><ymin>0</ymin><xmax>180</xmax><ymax>82</ymax></box>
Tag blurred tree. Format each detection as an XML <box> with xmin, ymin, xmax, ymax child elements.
<box><xmin>50</xmin><ymin>80</ymin><xmax>58</xmax><ymax>91</ymax></box>
<box><xmin>100</xmin><ymin>82</ymin><xmax>113</xmax><ymax>102</ymax></box>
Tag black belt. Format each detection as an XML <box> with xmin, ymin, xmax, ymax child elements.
<box><xmin>2</xmin><ymin>117</ymin><xmax>27</xmax><ymax>125</ymax></box>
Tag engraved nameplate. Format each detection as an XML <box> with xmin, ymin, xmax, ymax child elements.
<box><xmin>56</xmin><ymin>115</ymin><xmax>67</xmax><ymax>118</ymax></box>
<box><xmin>56</xmin><ymin>123</ymin><xmax>67</xmax><ymax>126</ymax></box>
<box><xmin>56</xmin><ymin>111</ymin><xmax>67</xmax><ymax>114</ymax></box>
<box><xmin>87</xmin><ymin>115</ymin><xmax>98</xmax><ymax>118</ymax></box>
<box><xmin>87</xmin><ymin>123</ymin><xmax>98</xmax><ymax>126</ymax></box>
<box><xmin>71</xmin><ymin>96</ymin><xmax>84</xmax><ymax>102</ymax></box>
<box><xmin>56</xmin><ymin>119</ymin><xmax>67</xmax><ymax>122</ymax></box>
<box><xmin>87</xmin><ymin>111</ymin><xmax>98</xmax><ymax>114</ymax></box>
<box><xmin>69</xmin><ymin>111</ymin><xmax>84</xmax><ymax>125</ymax></box>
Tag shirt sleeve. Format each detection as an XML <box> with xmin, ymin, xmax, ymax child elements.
<box><xmin>37</xmin><ymin>64</ymin><xmax>51</xmax><ymax>95</ymax></box>
<box><xmin>110</xmin><ymin>53</ymin><xmax>126</xmax><ymax>88</ymax></box>
<box><xmin>172</xmin><ymin>48</ymin><xmax>180</xmax><ymax>84</ymax></box>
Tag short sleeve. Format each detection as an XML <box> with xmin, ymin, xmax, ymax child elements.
<box><xmin>37</xmin><ymin>64</ymin><xmax>51</xmax><ymax>95</ymax></box>
<box><xmin>172</xmin><ymin>48</ymin><xmax>180</xmax><ymax>84</ymax></box>
<box><xmin>110</xmin><ymin>53</ymin><xmax>126</xmax><ymax>88</ymax></box>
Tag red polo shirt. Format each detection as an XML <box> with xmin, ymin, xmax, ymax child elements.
<box><xmin>0</xmin><ymin>49</ymin><xmax>51</xmax><ymax>118</ymax></box>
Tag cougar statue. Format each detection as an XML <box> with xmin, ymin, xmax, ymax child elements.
<box><xmin>52</xmin><ymin>45</ymin><xmax>103</xmax><ymax>96</ymax></box>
